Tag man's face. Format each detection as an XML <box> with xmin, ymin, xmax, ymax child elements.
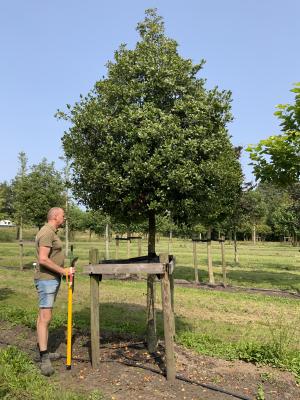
<box><xmin>56</xmin><ymin>209</ymin><xmax>65</xmax><ymax>227</ymax></box>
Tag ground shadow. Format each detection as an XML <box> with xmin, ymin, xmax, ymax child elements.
<box><xmin>0</xmin><ymin>262</ymin><xmax>35</xmax><ymax>271</ymax></box>
<box><xmin>174</xmin><ymin>264</ymin><xmax>209</xmax><ymax>281</ymax></box>
<box><xmin>49</xmin><ymin>301</ymin><xmax>192</xmax><ymax>374</ymax></box>
<box><xmin>0</xmin><ymin>287</ymin><xmax>15</xmax><ymax>300</ymax></box>
<box><xmin>227</xmin><ymin>269</ymin><xmax>300</xmax><ymax>289</ymax></box>
<box><xmin>174</xmin><ymin>263</ymin><xmax>300</xmax><ymax>290</ymax></box>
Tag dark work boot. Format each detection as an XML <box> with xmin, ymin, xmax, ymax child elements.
<box><xmin>40</xmin><ymin>353</ymin><xmax>54</xmax><ymax>376</ymax></box>
<box><xmin>35</xmin><ymin>345</ymin><xmax>61</xmax><ymax>362</ymax></box>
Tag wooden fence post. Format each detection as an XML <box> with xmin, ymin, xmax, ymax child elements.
<box><xmin>89</xmin><ymin>248</ymin><xmax>100</xmax><ymax>369</ymax></box>
<box><xmin>105</xmin><ymin>224</ymin><xmax>109</xmax><ymax>260</ymax></box>
<box><xmin>160</xmin><ymin>253</ymin><xmax>176</xmax><ymax>382</ymax></box>
<box><xmin>170</xmin><ymin>256</ymin><xmax>175</xmax><ymax>338</ymax></box>
<box><xmin>220</xmin><ymin>236</ymin><xmax>227</xmax><ymax>287</ymax></box>
<box><xmin>207</xmin><ymin>227</ymin><xmax>215</xmax><ymax>285</ymax></box>
<box><xmin>146</xmin><ymin>274</ymin><xmax>157</xmax><ymax>353</ymax></box>
<box><xmin>192</xmin><ymin>240</ymin><xmax>199</xmax><ymax>283</ymax></box>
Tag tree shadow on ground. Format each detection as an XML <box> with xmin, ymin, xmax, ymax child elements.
<box><xmin>0</xmin><ymin>287</ymin><xmax>15</xmax><ymax>300</ymax></box>
<box><xmin>0</xmin><ymin>262</ymin><xmax>35</xmax><ymax>271</ymax></box>
<box><xmin>49</xmin><ymin>302</ymin><xmax>192</xmax><ymax>374</ymax></box>
<box><xmin>227</xmin><ymin>269</ymin><xmax>300</xmax><ymax>289</ymax></box>
<box><xmin>174</xmin><ymin>264</ymin><xmax>209</xmax><ymax>281</ymax></box>
<box><xmin>174</xmin><ymin>264</ymin><xmax>300</xmax><ymax>290</ymax></box>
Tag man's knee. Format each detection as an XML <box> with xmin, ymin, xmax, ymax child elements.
<box><xmin>39</xmin><ymin>309</ymin><xmax>52</xmax><ymax>324</ymax></box>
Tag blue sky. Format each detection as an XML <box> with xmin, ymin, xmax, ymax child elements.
<box><xmin>0</xmin><ymin>0</ymin><xmax>299</xmax><ymax>183</ymax></box>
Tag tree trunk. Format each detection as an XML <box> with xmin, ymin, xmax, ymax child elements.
<box><xmin>19</xmin><ymin>217</ymin><xmax>24</xmax><ymax>270</ymax></box>
<box><xmin>148</xmin><ymin>210</ymin><xmax>156</xmax><ymax>257</ymax></box>
<box><xmin>207</xmin><ymin>226</ymin><xmax>214</xmax><ymax>284</ymax></box>
<box><xmin>252</xmin><ymin>224</ymin><xmax>256</xmax><ymax>245</ymax></box>
<box><xmin>228</xmin><ymin>230</ymin><xmax>232</xmax><ymax>245</ymax></box>
<box><xmin>115</xmin><ymin>235</ymin><xmax>119</xmax><ymax>259</ymax></box>
<box><xmin>65</xmin><ymin>216</ymin><xmax>69</xmax><ymax>257</ymax></box>
<box><xmin>234</xmin><ymin>229</ymin><xmax>239</xmax><ymax>263</ymax></box>
<box><xmin>127</xmin><ymin>230</ymin><xmax>131</xmax><ymax>259</ymax></box>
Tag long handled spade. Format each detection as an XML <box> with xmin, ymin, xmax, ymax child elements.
<box><xmin>66</xmin><ymin>257</ymin><xmax>78</xmax><ymax>370</ymax></box>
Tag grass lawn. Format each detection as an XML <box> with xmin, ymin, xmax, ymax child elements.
<box><xmin>1</xmin><ymin>234</ymin><xmax>299</xmax><ymax>290</ymax></box>
<box><xmin>0</xmin><ymin>235</ymin><xmax>299</xmax><ymax>382</ymax></box>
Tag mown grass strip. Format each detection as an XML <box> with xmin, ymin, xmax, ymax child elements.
<box><xmin>177</xmin><ymin>331</ymin><xmax>300</xmax><ymax>382</ymax></box>
<box><xmin>0</xmin><ymin>346</ymin><xmax>103</xmax><ymax>399</ymax></box>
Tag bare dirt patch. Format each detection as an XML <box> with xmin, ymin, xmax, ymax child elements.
<box><xmin>0</xmin><ymin>320</ymin><xmax>299</xmax><ymax>400</ymax></box>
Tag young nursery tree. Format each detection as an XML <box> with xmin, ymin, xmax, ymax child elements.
<box><xmin>12</xmin><ymin>157</ymin><xmax>65</xmax><ymax>229</ymax></box>
<box><xmin>0</xmin><ymin>181</ymin><xmax>14</xmax><ymax>220</ymax></box>
<box><xmin>247</xmin><ymin>83</ymin><xmax>300</xmax><ymax>186</ymax></box>
<box><xmin>59</xmin><ymin>9</ymin><xmax>242</xmax><ymax>256</ymax></box>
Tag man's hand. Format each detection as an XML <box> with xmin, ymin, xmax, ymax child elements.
<box><xmin>64</xmin><ymin>267</ymin><xmax>76</xmax><ymax>276</ymax></box>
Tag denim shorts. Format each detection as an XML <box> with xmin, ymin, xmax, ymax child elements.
<box><xmin>35</xmin><ymin>279</ymin><xmax>61</xmax><ymax>308</ymax></box>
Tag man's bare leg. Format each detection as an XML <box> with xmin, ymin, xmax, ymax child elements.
<box><xmin>37</xmin><ymin>308</ymin><xmax>52</xmax><ymax>351</ymax></box>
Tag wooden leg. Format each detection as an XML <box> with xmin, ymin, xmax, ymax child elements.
<box><xmin>90</xmin><ymin>274</ymin><xmax>100</xmax><ymax>368</ymax></box>
<box><xmin>169</xmin><ymin>273</ymin><xmax>175</xmax><ymax>338</ymax></box>
<box><xmin>161</xmin><ymin>271</ymin><xmax>176</xmax><ymax>382</ymax></box>
<box><xmin>146</xmin><ymin>274</ymin><xmax>157</xmax><ymax>353</ymax></box>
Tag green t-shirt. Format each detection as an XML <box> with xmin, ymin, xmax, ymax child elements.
<box><xmin>35</xmin><ymin>223</ymin><xmax>64</xmax><ymax>280</ymax></box>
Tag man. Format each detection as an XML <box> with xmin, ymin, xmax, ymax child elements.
<box><xmin>34</xmin><ymin>207</ymin><xmax>75</xmax><ymax>376</ymax></box>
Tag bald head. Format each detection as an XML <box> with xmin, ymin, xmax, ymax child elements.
<box><xmin>47</xmin><ymin>208</ymin><xmax>65</xmax><ymax>229</ymax></box>
<box><xmin>47</xmin><ymin>207</ymin><xmax>64</xmax><ymax>221</ymax></box>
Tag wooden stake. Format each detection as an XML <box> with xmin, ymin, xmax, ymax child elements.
<box><xmin>89</xmin><ymin>248</ymin><xmax>100</xmax><ymax>369</ymax></box>
<box><xmin>193</xmin><ymin>240</ymin><xmax>199</xmax><ymax>283</ymax></box>
<box><xmin>220</xmin><ymin>236</ymin><xmax>227</xmax><ymax>287</ymax></box>
<box><xmin>146</xmin><ymin>274</ymin><xmax>157</xmax><ymax>353</ymax></box>
<box><xmin>105</xmin><ymin>224</ymin><xmax>109</xmax><ymax>260</ymax></box>
<box><xmin>207</xmin><ymin>227</ymin><xmax>215</xmax><ymax>284</ymax></box>
<box><xmin>170</xmin><ymin>256</ymin><xmax>175</xmax><ymax>338</ymax></box>
<box><xmin>160</xmin><ymin>253</ymin><xmax>176</xmax><ymax>382</ymax></box>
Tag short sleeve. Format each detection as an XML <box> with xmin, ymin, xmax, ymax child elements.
<box><xmin>38</xmin><ymin>231</ymin><xmax>54</xmax><ymax>248</ymax></box>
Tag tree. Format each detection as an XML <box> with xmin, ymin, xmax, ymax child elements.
<box><xmin>240</xmin><ymin>189</ymin><xmax>266</xmax><ymax>243</ymax></box>
<box><xmin>11</xmin><ymin>152</ymin><xmax>28</xmax><ymax>269</ymax></box>
<box><xmin>0</xmin><ymin>181</ymin><xmax>14</xmax><ymax>220</ymax></box>
<box><xmin>12</xmin><ymin>157</ymin><xmax>65</xmax><ymax>229</ymax></box>
<box><xmin>67</xmin><ymin>204</ymin><xmax>87</xmax><ymax>239</ymax></box>
<box><xmin>247</xmin><ymin>83</ymin><xmax>300</xmax><ymax>186</ymax></box>
<box><xmin>83</xmin><ymin>210</ymin><xmax>109</xmax><ymax>237</ymax></box>
<box><xmin>271</xmin><ymin>184</ymin><xmax>300</xmax><ymax>244</ymax></box>
<box><xmin>59</xmin><ymin>9</ymin><xmax>242</xmax><ymax>257</ymax></box>
<box><xmin>12</xmin><ymin>152</ymin><xmax>28</xmax><ymax>231</ymax></box>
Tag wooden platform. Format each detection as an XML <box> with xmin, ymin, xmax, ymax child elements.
<box><xmin>83</xmin><ymin>260</ymin><xmax>174</xmax><ymax>275</ymax></box>
<box><xmin>82</xmin><ymin>250</ymin><xmax>176</xmax><ymax>382</ymax></box>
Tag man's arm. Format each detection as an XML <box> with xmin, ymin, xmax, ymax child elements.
<box><xmin>38</xmin><ymin>246</ymin><xmax>74</xmax><ymax>276</ymax></box>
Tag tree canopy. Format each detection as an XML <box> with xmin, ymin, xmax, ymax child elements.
<box><xmin>247</xmin><ymin>83</ymin><xmax>300</xmax><ymax>186</ymax></box>
<box><xmin>59</xmin><ymin>9</ymin><xmax>242</xmax><ymax>253</ymax></box>
<box><xmin>0</xmin><ymin>181</ymin><xmax>14</xmax><ymax>220</ymax></box>
<box><xmin>12</xmin><ymin>155</ymin><xmax>65</xmax><ymax>228</ymax></box>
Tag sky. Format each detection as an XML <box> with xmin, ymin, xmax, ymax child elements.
<box><xmin>0</xmin><ymin>0</ymin><xmax>299</xmax><ymax>183</ymax></box>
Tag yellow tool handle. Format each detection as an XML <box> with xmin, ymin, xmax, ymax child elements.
<box><xmin>66</xmin><ymin>280</ymin><xmax>73</xmax><ymax>369</ymax></box>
